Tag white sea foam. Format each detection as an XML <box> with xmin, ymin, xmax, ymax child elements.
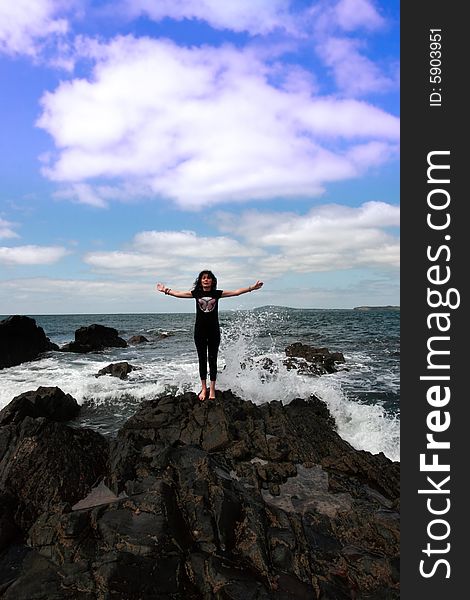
<box><xmin>217</xmin><ymin>312</ymin><xmax>400</xmax><ymax>462</ymax></box>
<box><xmin>0</xmin><ymin>353</ymin><xmax>197</xmax><ymax>410</ymax></box>
<box><xmin>216</xmin><ymin>350</ymin><xmax>400</xmax><ymax>462</ymax></box>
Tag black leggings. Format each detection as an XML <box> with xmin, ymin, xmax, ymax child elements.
<box><xmin>194</xmin><ymin>327</ymin><xmax>220</xmax><ymax>381</ymax></box>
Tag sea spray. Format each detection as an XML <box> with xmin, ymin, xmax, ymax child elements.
<box><xmin>218</xmin><ymin>309</ymin><xmax>400</xmax><ymax>461</ymax></box>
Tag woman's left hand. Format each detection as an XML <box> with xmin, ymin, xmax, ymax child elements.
<box><xmin>252</xmin><ymin>280</ymin><xmax>264</xmax><ymax>290</ymax></box>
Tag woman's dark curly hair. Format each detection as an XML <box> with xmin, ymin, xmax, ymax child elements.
<box><xmin>193</xmin><ymin>270</ymin><xmax>217</xmax><ymax>292</ymax></box>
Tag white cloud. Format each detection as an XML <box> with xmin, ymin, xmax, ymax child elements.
<box><xmin>0</xmin><ymin>0</ymin><xmax>70</xmax><ymax>57</ymax></box>
<box><xmin>298</xmin><ymin>99</ymin><xmax>397</xmax><ymax>138</ymax></box>
<box><xmin>0</xmin><ymin>275</ymin><xmax>268</xmax><ymax>314</ymax></box>
<box><xmin>54</xmin><ymin>182</ymin><xmax>109</xmax><ymax>208</ymax></box>
<box><xmin>216</xmin><ymin>201</ymin><xmax>400</xmax><ymax>275</ymax></box>
<box><xmin>0</xmin><ymin>218</ymin><xmax>19</xmax><ymax>239</ymax></box>
<box><xmin>334</xmin><ymin>0</ymin><xmax>385</xmax><ymax>32</ymax></box>
<box><xmin>120</xmin><ymin>0</ymin><xmax>295</xmax><ymax>36</ymax></box>
<box><xmin>0</xmin><ymin>201</ymin><xmax>400</xmax><ymax>311</ymax></box>
<box><xmin>120</xmin><ymin>0</ymin><xmax>385</xmax><ymax>38</ymax></box>
<box><xmin>0</xmin><ymin>245</ymin><xmax>69</xmax><ymax>265</ymax></box>
<box><xmin>318</xmin><ymin>36</ymin><xmax>395</xmax><ymax>95</ymax></box>
<box><xmin>0</xmin><ymin>277</ymin><xmax>145</xmax><ymax>297</ymax></box>
<box><xmin>0</xmin><ymin>277</ymin><xmax>160</xmax><ymax>314</ymax></box>
<box><xmin>122</xmin><ymin>0</ymin><xmax>396</xmax><ymax>102</ymax></box>
<box><xmin>84</xmin><ymin>230</ymin><xmax>263</xmax><ymax>280</ymax></box>
<box><xmin>81</xmin><ymin>201</ymin><xmax>398</xmax><ymax>284</ymax></box>
<box><xmin>37</xmin><ymin>36</ymin><xmax>398</xmax><ymax>209</ymax></box>
<box><xmin>347</xmin><ymin>141</ymin><xmax>396</xmax><ymax>168</ymax></box>
<box><xmin>132</xmin><ymin>230</ymin><xmax>260</xmax><ymax>257</ymax></box>
<box><xmin>310</xmin><ymin>0</ymin><xmax>397</xmax><ymax>96</ymax></box>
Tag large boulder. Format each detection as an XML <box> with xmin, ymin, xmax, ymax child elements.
<box><xmin>95</xmin><ymin>362</ymin><xmax>137</xmax><ymax>380</ymax></box>
<box><xmin>0</xmin><ymin>388</ymin><xmax>109</xmax><ymax>532</ymax></box>
<box><xmin>1</xmin><ymin>390</ymin><xmax>400</xmax><ymax>599</ymax></box>
<box><xmin>284</xmin><ymin>342</ymin><xmax>345</xmax><ymax>375</ymax></box>
<box><xmin>0</xmin><ymin>315</ymin><xmax>59</xmax><ymax>370</ymax></box>
<box><xmin>61</xmin><ymin>324</ymin><xmax>127</xmax><ymax>353</ymax></box>
<box><xmin>0</xmin><ymin>387</ymin><xmax>80</xmax><ymax>426</ymax></box>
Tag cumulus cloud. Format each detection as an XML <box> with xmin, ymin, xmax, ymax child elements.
<box><xmin>120</xmin><ymin>0</ymin><xmax>384</xmax><ymax>38</ymax></box>
<box><xmin>0</xmin><ymin>0</ymin><xmax>70</xmax><ymax>57</ymax></box>
<box><xmin>54</xmin><ymin>183</ymin><xmax>111</xmax><ymax>208</ymax></box>
<box><xmin>82</xmin><ymin>201</ymin><xmax>399</xmax><ymax>284</ymax></box>
<box><xmin>84</xmin><ymin>230</ymin><xmax>263</xmax><ymax>281</ymax></box>
<box><xmin>120</xmin><ymin>0</ymin><xmax>295</xmax><ymax>36</ymax></box>
<box><xmin>132</xmin><ymin>230</ymin><xmax>260</xmax><ymax>258</ymax></box>
<box><xmin>0</xmin><ymin>218</ymin><xmax>19</xmax><ymax>239</ymax></box>
<box><xmin>0</xmin><ymin>245</ymin><xmax>69</xmax><ymax>265</ymax></box>
<box><xmin>122</xmin><ymin>0</ymin><xmax>395</xmax><ymax>101</ymax></box>
<box><xmin>317</xmin><ymin>37</ymin><xmax>395</xmax><ymax>95</ymax></box>
<box><xmin>37</xmin><ymin>35</ymin><xmax>398</xmax><ymax>209</ymax></box>
<box><xmin>334</xmin><ymin>0</ymin><xmax>385</xmax><ymax>32</ymax></box>
<box><xmin>216</xmin><ymin>201</ymin><xmax>400</xmax><ymax>275</ymax></box>
<box><xmin>310</xmin><ymin>0</ymin><xmax>396</xmax><ymax>96</ymax></box>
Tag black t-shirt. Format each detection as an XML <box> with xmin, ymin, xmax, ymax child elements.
<box><xmin>191</xmin><ymin>289</ymin><xmax>223</xmax><ymax>330</ymax></box>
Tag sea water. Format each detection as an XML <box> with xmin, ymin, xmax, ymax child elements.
<box><xmin>0</xmin><ymin>307</ymin><xmax>400</xmax><ymax>461</ymax></box>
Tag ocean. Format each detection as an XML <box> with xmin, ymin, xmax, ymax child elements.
<box><xmin>0</xmin><ymin>307</ymin><xmax>400</xmax><ymax>462</ymax></box>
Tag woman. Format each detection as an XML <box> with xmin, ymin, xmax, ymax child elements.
<box><xmin>156</xmin><ymin>270</ymin><xmax>263</xmax><ymax>401</ymax></box>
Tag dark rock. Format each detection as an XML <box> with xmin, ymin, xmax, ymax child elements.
<box><xmin>61</xmin><ymin>323</ymin><xmax>127</xmax><ymax>353</ymax></box>
<box><xmin>127</xmin><ymin>335</ymin><xmax>149</xmax><ymax>345</ymax></box>
<box><xmin>0</xmin><ymin>540</ymin><xmax>31</xmax><ymax>595</ymax></box>
<box><xmin>95</xmin><ymin>362</ymin><xmax>137</xmax><ymax>380</ymax></box>
<box><xmin>0</xmin><ymin>387</ymin><xmax>80</xmax><ymax>426</ymax></box>
<box><xmin>0</xmin><ymin>493</ymin><xmax>21</xmax><ymax>553</ymax></box>
<box><xmin>285</xmin><ymin>342</ymin><xmax>345</xmax><ymax>375</ymax></box>
<box><xmin>1</xmin><ymin>390</ymin><xmax>399</xmax><ymax>599</ymax></box>
<box><xmin>0</xmin><ymin>315</ymin><xmax>59</xmax><ymax>370</ymax></box>
<box><xmin>0</xmin><ymin>551</ymin><xmax>73</xmax><ymax>600</ymax></box>
<box><xmin>0</xmin><ymin>389</ymin><xmax>108</xmax><ymax>531</ymax></box>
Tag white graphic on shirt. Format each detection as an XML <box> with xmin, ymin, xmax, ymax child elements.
<box><xmin>198</xmin><ymin>297</ymin><xmax>216</xmax><ymax>313</ymax></box>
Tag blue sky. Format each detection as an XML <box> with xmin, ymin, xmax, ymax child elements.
<box><xmin>0</xmin><ymin>0</ymin><xmax>399</xmax><ymax>314</ymax></box>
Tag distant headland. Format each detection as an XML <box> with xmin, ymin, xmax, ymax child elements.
<box><xmin>353</xmin><ymin>305</ymin><xmax>400</xmax><ymax>311</ymax></box>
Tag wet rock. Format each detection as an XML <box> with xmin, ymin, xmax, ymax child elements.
<box><xmin>0</xmin><ymin>387</ymin><xmax>80</xmax><ymax>426</ymax></box>
<box><xmin>95</xmin><ymin>362</ymin><xmax>137</xmax><ymax>380</ymax></box>
<box><xmin>127</xmin><ymin>335</ymin><xmax>149</xmax><ymax>345</ymax></box>
<box><xmin>0</xmin><ymin>494</ymin><xmax>20</xmax><ymax>553</ymax></box>
<box><xmin>1</xmin><ymin>390</ymin><xmax>399</xmax><ymax>599</ymax></box>
<box><xmin>0</xmin><ymin>541</ymin><xmax>31</xmax><ymax>596</ymax></box>
<box><xmin>61</xmin><ymin>324</ymin><xmax>127</xmax><ymax>353</ymax></box>
<box><xmin>284</xmin><ymin>342</ymin><xmax>345</xmax><ymax>375</ymax></box>
<box><xmin>0</xmin><ymin>315</ymin><xmax>59</xmax><ymax>370</ymax></box>
<box><xmin>0</xmin><ymin>389</ymin><xmax>109</xmax><ymax>532</ymax></box>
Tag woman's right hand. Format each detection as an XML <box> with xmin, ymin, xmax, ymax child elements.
<box><xmin>156</xmin><ymin>282</ymin><xmax>166</xmax><ymax>293</ymax></box>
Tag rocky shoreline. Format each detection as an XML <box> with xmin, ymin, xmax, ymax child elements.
<box><xmin>0</xmin><ymin>315</ymin><xmax>399</xmax><ymax>598</ymax></box>
<box><xmin>0</xmin><ymin>385</ymin><xmax>399</xmax><ymax>599</ymax></box>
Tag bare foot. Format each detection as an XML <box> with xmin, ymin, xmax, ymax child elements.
<box><xmin>198</xmin><ymin>389</ymin><xmax>207</xmax><ymax>402</ymax></box>
<box><xmin>209</xmin><ymin>382</ymin><xmax>216</xmax><ymax>400</ymax></box>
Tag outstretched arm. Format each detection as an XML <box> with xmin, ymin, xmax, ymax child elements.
<box><xmin>221</xmin><ymin>280</ymin><xmax>263</xmax><ymax>298</ymax></box>
<box><xmin>156</xmin><ymin>282</ymin><xmax>192</xmax><ymax>298</ymax></box>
